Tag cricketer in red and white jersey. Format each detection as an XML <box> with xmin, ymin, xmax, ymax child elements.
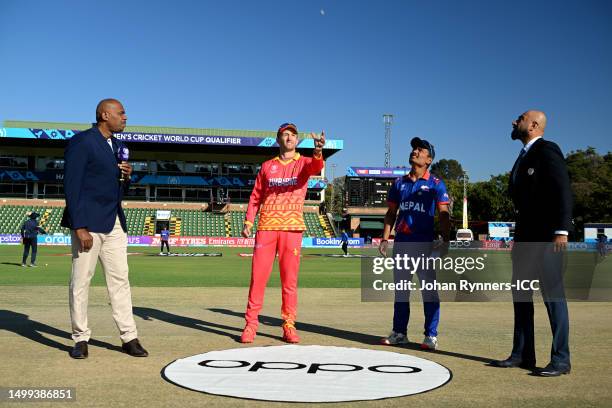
<box><xmin>240</xmin><ymin>122</ymin><xmax>325</xmax><ymax>343</ymax></box>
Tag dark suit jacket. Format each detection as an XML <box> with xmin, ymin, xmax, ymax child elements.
<box><xmin>61</xmin><ymin>127</ymin><xmax>129</xmax><ymax>233</ymax></box>
<box><xmin>509</xmin><ymin>138</ymin><xmax>573</xmax><ymax>241</ymax></box>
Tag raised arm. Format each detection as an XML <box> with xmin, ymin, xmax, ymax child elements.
<box><xmin>305</xmin><ymin>131</ymin><xmax>325</xmax><ymax>176</ymax></box>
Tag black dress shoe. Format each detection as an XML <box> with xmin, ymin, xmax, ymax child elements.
<box><xmin>536</xmin><ymin>363</ymin><xmax>571</xmax><ymax>377</ymax></box>
<box><xmin>70</xmin><ymin>341</ymin><xmax>88</xmax><ymax>359</ymax></box>
<box><xmin>121</xmin><ymin>339</ymin><xmax>149</xmax><ymax>357</ymax></box>
<box><xmin>490</xmin><ymin>358</ymin><xmax>535</xmax><ymax>369</ymax></box>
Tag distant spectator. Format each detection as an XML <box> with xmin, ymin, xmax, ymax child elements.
<box><xmin>340</xmin><ymin>230</ymin><xmax>349</xmax><ymax>257</ymax></box>
<box><xmin>20</xmin><ymin>212</ymin><xmax>46</xmax><ymax>267</ymax></box>
<box><xmin>160</xmin><ymin>226</ymin><xmax>171</xmax><ymax>254</ymax></box>
<box><xmin>597</xmin><ymin>234</ymin><xmax>608</xmax><ymax>258</ymax></box>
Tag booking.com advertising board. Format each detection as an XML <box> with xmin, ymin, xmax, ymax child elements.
<box><xmin>0</xmin><ymin>234</ymin><xmax>364</xmax><ymax>248</ymax></box>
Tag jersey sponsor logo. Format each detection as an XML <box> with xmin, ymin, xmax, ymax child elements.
<box><xmin>269</xmin><ymin>177</ymin><xmax>298</xmax><ymax>187</ymax></box>
<box><xmin>399</xmin><ymin>201</ymin><xmax>426</xmax><ymax>213</ymax></box>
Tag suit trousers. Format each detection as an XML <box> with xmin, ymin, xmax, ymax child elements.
<box><xmin>22</xmin><ymin>238</ymin><xmax>38</xmax><ymax>264</ymax></box>
<box><xmin>69</xmin><ymin>217</ymin><xmax>138</xmax><ymax>343</ymax></box>
<box><xmin>510</xmin><ymin>243</ymin><xmax>570</xmax><ymax>368</ymax></box>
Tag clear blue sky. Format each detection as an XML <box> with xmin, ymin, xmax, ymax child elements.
<box><xmin>1</xmin><ymin>0</ymin><xmax>610</xmax><ymax>181</ymax></box>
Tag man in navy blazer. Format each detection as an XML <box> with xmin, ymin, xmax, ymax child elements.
<box><xmin>490</xmin><ymin>110</ymin><xmax>572</xmax><ymax>377</ymax></box>
<box><xmin>61</xmin><ymin>98</ymin><xmax>148</xmax><ymax>359</ymax></box>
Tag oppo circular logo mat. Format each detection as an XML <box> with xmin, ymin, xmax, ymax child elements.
<box><xmin>162</xmin><ymin>345</ymin><xmax>451</xmax><ymax>402</ymax></box>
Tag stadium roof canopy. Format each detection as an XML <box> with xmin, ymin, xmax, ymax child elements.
<box><xmin>4</xmin><ymin>120</ymin><xmax>320</xmax><ymax>139</ymax></box>
<box><xmin>1</xmin><ymin>120</ymin><xmax>343</xmax><ymax>160</ymax></box>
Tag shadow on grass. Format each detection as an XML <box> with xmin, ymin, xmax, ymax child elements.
<box><xmin>1</xmin><ymin>262</ymin><xmax>25</xmax><ymax>267</ymax></box>
<box><xmin>208</xmin><ymin>308</ymin><xmax>494</xmax><ymax>364</ymax></box>
<box><xmin>0</xmin><ymin>310</ymin><xmax>122</xmax><ymax>355</ymax></box>
<box><xmin>132</xmin><ymin>307</ymin><xmax>283</xmax><ymax>342</ymax></box>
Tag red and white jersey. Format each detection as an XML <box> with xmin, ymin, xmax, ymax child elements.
<box><xmin>245</xmin><ymin>153</ymin><xmax>324</xmax><ymax>231</ymax></box>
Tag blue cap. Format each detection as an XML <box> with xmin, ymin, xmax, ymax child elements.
<box><xmin>410</xmin><ymin>137</ymin><xmax>435</xmax><ymax>160</ymax></box>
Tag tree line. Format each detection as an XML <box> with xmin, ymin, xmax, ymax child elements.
<box><xmin>326</xmin><ymin>148</ymin><xmax>611</xmax><ymax>239</ymax></box>
<box><xmin>431</xmin><ymin>148</ymin><xmax>611</xmax><ymax>238</ymax></box>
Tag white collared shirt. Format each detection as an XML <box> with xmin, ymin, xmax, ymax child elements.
<box><xmin>521</xmin><ymin>135</ymin><xmax>542</xmax><ymax>154</ymax></box>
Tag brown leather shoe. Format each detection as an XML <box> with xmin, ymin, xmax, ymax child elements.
<box><xmin>70</xmin><ymin>341</ymin><xmax>88</xmax><ymax>359</ymax></box>
<box><xmin>121</xmin><ymin>339</ymin><xmax>149</xmax><ymax>357</ymax></box>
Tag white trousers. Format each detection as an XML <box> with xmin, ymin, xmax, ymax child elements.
<box><xmin>69</xmin><ymin>217</ymin><xmax>138</xmax><ymax>343</ymax></box>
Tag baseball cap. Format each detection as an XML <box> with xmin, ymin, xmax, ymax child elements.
<box><xmin>410</xmin><ymin>137</ymin><xmax>435</xmax><ymax>160</ymax></box>
<box><xmin>277</xmin><ymin>122</ymin><xmax>298</xmax><ymax>137</ymax></box>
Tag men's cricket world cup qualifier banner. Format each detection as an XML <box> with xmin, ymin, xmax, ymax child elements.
<box><xmin>0</xmin><ymin>128</ymin><xmax>344</xmax><ymax>150</ymax></box>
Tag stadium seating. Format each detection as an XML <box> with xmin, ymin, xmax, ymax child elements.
<box><xmin>127</xmin><ymin>208</ymin><xmax>156</xmax><ymax>235</ymax></box>
<box><xmin>318</xmin><ymin>214</ymin><xmax>334</xmax><ymax>238</ymax></box>
<box><xmin>0</xmin><ymin>205</ymin><xmax>335</xmax><ymax>238</ymax></box>
<box><xmin>303</xmin><ymin>213</ymin><xmax>326</xmax><ymax>237</ymax></box>
<box><xmin>0</xmin><ymin>205</ymin><xmax>69</xmax><ymax>235</ymax></box>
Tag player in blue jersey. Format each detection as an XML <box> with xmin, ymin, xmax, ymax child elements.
<box><xmin>379</xmin><ymin>137</ymin><xmax>450</xmax><ymax>350</ymax></box>
<box><xmin>160</xmin><ymin>226</ymin><xmax>171</xmax><ymax>255</ymax></box>
<box><xmin>340</xmin><ymin>229</ymin><xmax>350</xmax><ymax>257</ymax></box>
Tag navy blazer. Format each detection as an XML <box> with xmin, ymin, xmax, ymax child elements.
<box><xmin>508</xmin><ymin>138</ymin><xmax>573</xmax><ymax>241</ymax></box>
<box><xmin>61</xmin><ymin>127</ymin><xmax>129</xmax><ymax>233</ymax></box>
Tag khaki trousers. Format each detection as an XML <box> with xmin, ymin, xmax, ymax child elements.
<box><xmin>69</xmin><ymin>217</ymin><xmax>138</xmax><ymax>343</ymax></box>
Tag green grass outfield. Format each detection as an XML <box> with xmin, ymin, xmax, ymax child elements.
<box><xmin>0</xmin><ymin>245</ymin><xmax>370</xmax><ymax>287</ymax></box>
<box><xmin>1</xmin><ymin>245</ymin><xmax>612</xmax><ymax>407</ymax></box>
<box><xmin>1</xmin><ymin>245</ymin><xmax>610</xmax><ymax>292</ymax></box>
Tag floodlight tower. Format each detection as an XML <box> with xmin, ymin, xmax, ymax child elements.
<box><xmin>462</xmin><ymin>171</ymin><xmax>469</xmax><ymax>229</ymax></box>
<box><xmin>383</xmin><ymin>114</ymin><xmax>393</xmax><ymax>167</ymax></box>
<box><xmin>330</xmin><ymin>163</ymin><xmax>337</xmax><ymax>214</ymax></box>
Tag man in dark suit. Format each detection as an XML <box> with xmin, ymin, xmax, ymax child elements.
<box><xmin>491</xmin><ymin>110</ymin><xmax>572</xmax><ymax>376</ymax></box>
<box><xmin>61</xmin><ymin>98</ymin><xmax>148</xmax><ymax>359</ymax></box>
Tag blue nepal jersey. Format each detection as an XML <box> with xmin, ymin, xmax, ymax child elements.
<box><xmin>161</xmin><ymin>230</ymin><xmax>170</xmax><ymax>241</ymax></box>
<box><xmin>387</xmin><ymin>171</ymin><xmax>450</xmax><ymax>242</ymax></box>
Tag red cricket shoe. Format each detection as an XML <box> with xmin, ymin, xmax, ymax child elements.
<box><xmin>282</xmin><ymin>321</ymin><xmax>300</xmax><ymax>343</ymax></box>
<box><xmin>240</xmin><ymin>326</ymin><xmax>257</xmax><ymax>343</ymax></box>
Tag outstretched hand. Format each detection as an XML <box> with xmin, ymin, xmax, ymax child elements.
<box><xmin>310</xmin><ymin>131</ymin><xmax>326</xmax><ymax>156</ymax></box>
